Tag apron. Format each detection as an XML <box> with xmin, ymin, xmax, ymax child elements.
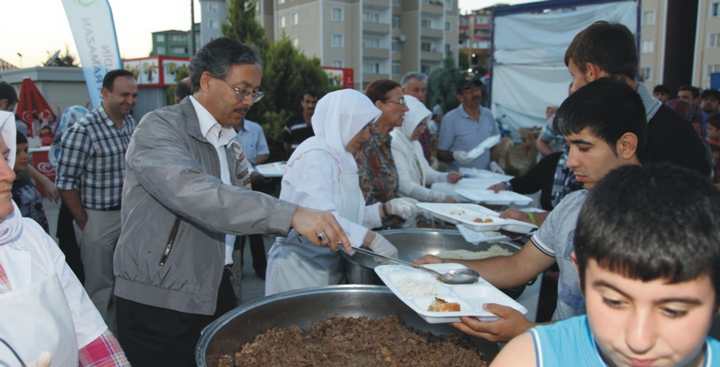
<box><xmin>0</xmin><ymin>271</ymin><xmax>79</xmax><ymax>367</ymax></box>
<box><xmin>266</xmin><ymin>165</ymin><xmax>365</xmax><ymax>295</ymax></box>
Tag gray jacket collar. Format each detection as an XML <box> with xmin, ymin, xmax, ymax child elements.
<box><xmin>179</xmin><ymin>97</ymin><xmax>209</xmax><ymax>143</ymax></box>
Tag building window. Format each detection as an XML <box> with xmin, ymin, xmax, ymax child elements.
<box><xmin>392</xmin><ymin>62</ymin><xmax>401</xmax><ymax>75</ymax></box>
<box><xmin>393</xmin><ymin>0</ymin><xmax>400</xmax><ymax>7</ymax></box>
<box><xmin>445</xmin><ymin>21</ymin><xmax>450</xmax><ymax>31</ymax></box>
<box><xmin>157</xmin><ymin>46</ymin><xmax>166</xmax><ymax>55</ymax></box>
<box><xmin>421</xmin><ymin>19</ymin><xmax>431</xmax><ymax>28</ymax></box>
<box><xmin>641</xmin><ymin>40</ymin><xmax>654</xmax><ymax>53</ymax></box>
<box><xmin>712</xmin><ymin>2</ymin><xmax>719</xmax><ymax>16</ymax></box>
<box><xmin>708</xmin><ymin>64</ymin><xmax>720</xmax><ymax>77</ymax></box>
<box><xmin>156</xmin><ymin>34</ymin><xmax>165</xmax><ymax>42</ymax></box>
<box><xmin>364</xmin><ymin>60</ymin><xmax>385</xmax><ymax>74</ymax></box>
<box><xmin>332</xmin><ymin>33</ymin><xmax>344</xmax><ymax>48</ymax></box>
<box><xmin>293</xmin><ymin>38</ymin><xmax>299</xmax><ymax>47</ymax></box>
<box><xmin>643</xmin><ymin>10</ymin><xmax>655</xmax><ymax>26</ymax></box>
<box><xmin>332</xmin><ymin>7</ymin><xmax>344</xmax><ymax>22</ymax></box>
<box><xmin>281</xmin><ymin>16</ymin><xmax>286</xmax><ymax>28</ymax></box>
<box><xmin>640</xmin><ymin>66</ymin><xmax>652</xmax><ymax>81</ymax></box>
<box><xmin>392</xmin><ymin>40</ymin><xmax>401</xmax><ymax>52</ymax></box>
<box><xmin>364</xmin><ymin>10</ymin><xmax>383</xmax><ymax>24</ymax></box>
<box><xmin>421</xmin><ymin>64</ymin><xmax>430</xmax><ymax>74</ymax></box>
<box><xmin>293</xmin><ymin>12</ymin><xmax>299</xmax><ymax>25</ymax></box>
<box><xmin>710</xmin><ymin>33</ymin><xmax>720</xmax><ymax>48</ymax></box>
<box><xmin>392</xmin><ymin>15</ymin><xmax>400</xmax><ymax>28</ymax></box>
<box><xmin>421</xmin><ymin>41</ymin><xmax>431</xmax><ymax>52</ymax></box>
<box><xmin>333</xmin><ymin>60</ymin><xmax>343</xmax><ymax>68</ymax></box>
<box><xmin>365</xmin><ymin>38</ymin><xmax>381</xmax><ymax>49</ymax></box>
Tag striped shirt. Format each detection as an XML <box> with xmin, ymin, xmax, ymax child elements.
<box><xmin>56</xmin><ymin>105</ymin><xmax>136</xmax><ymax>210</ymax></box>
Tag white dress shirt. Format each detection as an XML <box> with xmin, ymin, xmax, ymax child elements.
<box><xmin>190</xmin><ymin>96</ymin><xmax>238</xmax><ymax>265</ymax></box>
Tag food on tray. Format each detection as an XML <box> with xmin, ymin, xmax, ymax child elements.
<box><xmin>472</xmin><ymin>217</ymin><xmax>493</xmax><ymax>223</ymax></box>
<box><xmin>428</xmin><ymin>297</ymin><xmax>461</xmax><ymax>312</ymax></box>
<box><xmin>436</xmin><ymin>245</ymin><xmax>514</xmax><ymax>260</ymax></box>
<box><xmin>226</xmin><ymin>316</ymin><xmax>488</xmax><ymax>366</ymax></box>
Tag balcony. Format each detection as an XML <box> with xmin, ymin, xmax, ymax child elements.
<box><xmin>421</xmin><ymin>50</ymin><xmax>443</xmax><ymax>62</ymax></box>
<box><xmin>422</xmin><ymin>0</ymin><xmax>443</xmax><ymax>14</ymax></box>
<box><xmin>421</xmin><ymin>28</ymin><xmax>443</xmax><ymax>39</ymax></box>
<box><xmin>364</xmin><ymin>22</ymin><xmax>391</xmax><ymax>34</ymax></box>
<box><xmin>365</xmin><ymin>0</ymin><xmax>390</xmax><ymax>8</ymax></box>
<box><xmin>364</xmin><ymin>47</ymin><xmax>390</xmax><ymax>58</ymax></box>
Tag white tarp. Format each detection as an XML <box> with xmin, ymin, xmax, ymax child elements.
<box><xmin>491</xmin><ymin>1</ymin><xmax>637</xmax><ymax>132</ymax></box>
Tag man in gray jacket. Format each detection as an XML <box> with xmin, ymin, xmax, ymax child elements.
<box><xmin>113</xmin><ymin>38</ymin><xmax>350</xmax><ymax>366</ymax></box>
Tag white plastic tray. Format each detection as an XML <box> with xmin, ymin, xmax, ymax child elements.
<box><xmin>416</xmin><ymin>203</ymin><xmax>506</xmax><ymax>231</ymax></box>
<box><xmin>417</xmin><ymin>203</ymin><xmax>537</xmax><ymax>234</ymax></box>
<box><xmin>375</xmin><ymin>263</ymin><xmax>527</xmax><ymax>323</ymax></box>
<box><xmin>458</xmin><ymin>168</ymin><xmax>513</xmax><ymax>182</ymax></box>
<box><xmin>455</xmin><ymin>188</ymin><xmax>533</xmax><ymax>206</ymax></box>
<box><xmin>254</xmin><ymin>162</ymin><xmax>286</xmax><ymax>177</ymax></box>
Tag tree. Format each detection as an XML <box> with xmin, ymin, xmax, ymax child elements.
<box><xmin>247</xmin><ymin>37</ymin><xmax>333</xmax><ymax>140</ymax></box>
<box><xmin>223</xmin><ymin>0</ymin><xmax>269</xmax><ymax>56</ymax></box>
<box><xmin>427</xmin><ymin>55</ymin><xmax>464</xmax><ymax>113</ymax></box>
<box><xmin>43</xmin><ymin>47</ymin><xmax>78</xmax><ymax>67</ymax></box>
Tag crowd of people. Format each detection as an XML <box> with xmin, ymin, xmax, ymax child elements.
<box><xmin>0</xmin><ymin>19</ymin><xmax>718</xmax><ymax>367</ymax></box>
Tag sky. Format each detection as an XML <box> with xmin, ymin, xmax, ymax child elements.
<box><xmin>1</xmin><ymin>0</ymin><xmax>531</xmax><ymax>68</ymax></box>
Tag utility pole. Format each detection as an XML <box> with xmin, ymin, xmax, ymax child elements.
<box><xmin>191</xmin><ymin>0</ymin><xmax>196</xmax><ymax>55</ymax></box>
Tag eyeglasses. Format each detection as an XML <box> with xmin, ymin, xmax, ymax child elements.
<box><xmin>385</xmin><ymin>97</ymin><xmax>406</xmax><ymax>107</ymax></box>
<box><xmin>214</xmin><ymin>77</ymin><xmax>264</xmax><ymax>103</ymax></box>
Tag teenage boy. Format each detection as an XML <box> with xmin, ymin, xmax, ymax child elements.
<box><xmin>492</xmin><ymin>164</ymin><xmax>720</xmax><ymax>366</ymax></box>
<box><xmin>416</xmin><ymin>78</ymin><xmax>645</xmax><ymax>341</ymax></box>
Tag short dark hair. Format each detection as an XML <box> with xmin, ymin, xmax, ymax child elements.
<box><xmin>189</xmin><ymin>37</ymin><xmax>260</xmax><ymax>92</ymax></box>
<box><xmin>564</xmin><ymin>21</ymin><xmax>638</xmax><ymax>80</ymax></box>
<box><xmin>365</xmin><ymin>79</ymin><xmax>401</xmax><ymax>103</ymax></box>
<box><xmin>400</xmin><ymin>72</ymin><xmax>428</xmax><ymax>87</ymax></box>
<box><xmin>0</xmin><ymin>82</ymin><xmax>17</xmax><ymax>105</ymax></box>
<box><xmin>575</xmin><ymin>164</ymin><xmax>720</xmax><ymax>301</ymax></box>
<box><xmin>175</xmin><ymin>77</ymin><xmax>192</xmax><ymax>101</ymax></box>
<box><xmin>708</xmin><ymin>114</ymin><xmax>720</xmax><ymax>129</ymax></box>
<box><xmin>302</xmin><ymin>91</ymin><xmax>319</xmax><ymax>99</ymax></box>
<box><xmin>16</xmin><ymin>131</ymin><xmax>27</xmax><ymax>145</ymax></box>
<box><xmin>678</xmin><ymin>85</ymin><xmax>701</xmax><ymax>98</ymax></box>
<box><xmin>102</xmin><ymin>69</ymin><xmax>135</xmax><ymax>91</ymax></box>
<box><xmin>553</xmin><ymin>78</ymin><xmax>646</xmax><ymax>159</ymax></box>
<box><xmin>456</xmin><ymin>78</ymin><xmax>484</xmax><ymax>94</ymax></box>
<box><xmin>701</xmin><ymin>89</ymin><xmax>720</xmax><ymax>101</ymax></box>
<box><xmin>653</xmin><ymin>84</ymin><xmax>671</xmax><ymax>96</ymax></box>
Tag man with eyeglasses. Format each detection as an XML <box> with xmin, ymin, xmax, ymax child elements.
<box><xmin>437</xmin><ymin>78</ymin><xmax>500</xmax><ymax>170</ymax></box>
<box><xmin>112</xmin><ymin>38</ymin><xmax>351</xmax><ymax>366</ymax></box>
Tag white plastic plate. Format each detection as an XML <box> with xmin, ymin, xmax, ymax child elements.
<box><xmin>254</xmin><ymin>162</ymin><xmax>286</xmax><ymax>177</ymax></box>
<box><xmin>455</xmin><ymin>188</ymin><xmax>533</xmax><ymax>206</ymax></box>
<box><xmin>416</xmin><ymin>203</ymin><xmax>506</xmax><ymax>231</ymax></box>
<box><xmin>375</xmin><ymin>263</ymin><xmax>527</xmax><ymax>324</ymax></box>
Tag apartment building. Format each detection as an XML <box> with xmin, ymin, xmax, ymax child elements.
<box><xmin>150</xmin><ymin>24</ymin><xmax>201</xmax><ymax>57</ymax></box>
<box><xmin>638</xmin><ymin>0</ymin><xmax>667</xmax><ymax>89</ymax></box>
<box><xmin>459</xmin><ymin>7</ymin><xmax>491</xmax><ymax>73</ymax></box>
<box><xmin>693</xmin><ymin>0</ymin><xmax>720</xmax><ymax>88</ymax></box>
<box><xmin>200</xmin><ymin>0</ymin><xmax>229</xmax><ymax>47</ymax></box>
<box><xmin>274</xmin><ymin>0</ymin><xmax>459</xmax><ymax>90</ymax></box>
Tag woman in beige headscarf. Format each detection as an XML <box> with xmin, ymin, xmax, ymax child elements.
<box><xmin>391</xmin><ymin>95</ymin><xmax>461</xmax><ymax>202</ymax></box>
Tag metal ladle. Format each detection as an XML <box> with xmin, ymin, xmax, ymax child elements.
<box><xmin>348</xmin><ymin>247</ymin><xmax>480</xmax><ymax>285</ymax></box>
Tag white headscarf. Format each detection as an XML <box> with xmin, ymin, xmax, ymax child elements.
<box><xmin>289</xmin><ymin>89</ymin><xmax>381</xmax><ymax>171</ymax></box>
<box><xmin>0</xmin><ymin>111</ymin><xmax>23</xmax><ymax>246</ymax></box>
<box><xmin>392</xmin><ymin>95</ymin><xmax>431</xmax><ymax>147</ymax></box>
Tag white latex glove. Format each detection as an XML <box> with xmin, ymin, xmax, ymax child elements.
<box><xmin>384</xmin><ymin>198</ymin><xmax>418</xmax><ymax>220</ymax></box>
<box><xmin>489</xmin><ymin>161</ymin><xmax>506</xmax><ymax>174</ymax></box>
<box><xmin>368</xmin><ymin>232</ymin><xmax>399</xmax><ymax>258</ymax></box>
<box><xmin>452</xmin><ymin>150</ymin><xmax>475</xmax><ymax>165</ymax></box>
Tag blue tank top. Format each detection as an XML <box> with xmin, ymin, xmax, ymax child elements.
<box><xmin>530</xmin><ymin>315</ymin><xmax>720</xmax><ymax>366</ymax></box>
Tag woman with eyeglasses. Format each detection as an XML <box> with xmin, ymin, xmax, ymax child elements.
<box><xmin>354</xmin><ymin>79</ymin><xmax>418</xmax><ymax>227</ymax></box>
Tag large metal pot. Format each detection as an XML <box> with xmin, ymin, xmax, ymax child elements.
<box><xmin>195</xmin><ymin>285</ymin><xmax>498</xmax><ymax>367</ymax></box>
<box><xmin>343</xmin><ymin>228</ymin><xmax>526</xmax><ymax>298</ymax></box>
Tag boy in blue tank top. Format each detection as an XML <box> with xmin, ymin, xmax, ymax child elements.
<box><xmin>492</xmin><ymin>164</ymin><xmax>720</xmax><ymax>367</ymax></box>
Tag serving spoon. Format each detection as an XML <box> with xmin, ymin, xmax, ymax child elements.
<box><xmin>347</xmin><ymin>247</ymin><xmax>480</xmax><ymax>285</ymax></box>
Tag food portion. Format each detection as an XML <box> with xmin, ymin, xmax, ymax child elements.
<box><xmin>222</xmin><ymin>316</ymin><xmax>488</xmax><ymax>367</ymax></box>
<box><xmin>428</xmin><ymin>297</ymin><xmax>461</xmax><ymax>312</ymax></box>
<box><xmin>436</xmin><ymin>245</ymin><xmax>514</xmax><ymax>260</ymax></box>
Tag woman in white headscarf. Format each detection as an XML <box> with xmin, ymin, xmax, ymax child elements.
<box><xmin>266</xmin><ymin>89</ymin><xmax>415</xmax><ymax>295</ymax></box>
<box><xmin>0</xmin><ymin>111</ymin><xmax>129</xmax><ymax>367</ymax></box>
<box><xmin>391</xmin><ymin>95</ymin><xmax>461</xmax><ymax>203</ymax></box>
